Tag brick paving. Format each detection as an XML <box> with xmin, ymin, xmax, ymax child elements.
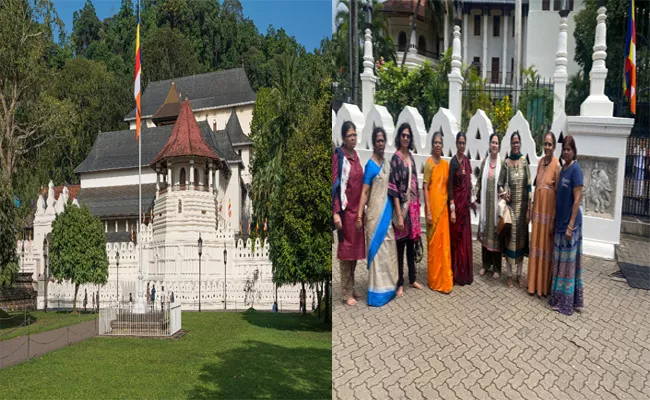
<box><xmin>332</xmin><ymin>238</ymin><xmax>650</xmax><ymax>400</ymax></box>
<box><xmin>617</xmin><ymin>234</ymin><xmax>650</xmax><ymax>268</ymax></box>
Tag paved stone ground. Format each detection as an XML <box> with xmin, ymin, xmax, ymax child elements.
<box><xmin>617</xmin><ymin>234</ymin><xmax>650</xmax><ymax>268</ymax></box>
<box><xmin>332</xmin><ymin>238</ymin><xmax>650</xmax><ymax>400</ymax></box>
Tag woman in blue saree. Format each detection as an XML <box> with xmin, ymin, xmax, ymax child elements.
<box><xmin>357</xmin><ymin>127</ymin><xmax>398</xmax><ymax>306</ymax></box>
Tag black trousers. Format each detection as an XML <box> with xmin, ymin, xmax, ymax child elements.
<box><xmin>397</xmin><ymin>238</ymin><xmax>416</xmax><ymax>287</ymax></box>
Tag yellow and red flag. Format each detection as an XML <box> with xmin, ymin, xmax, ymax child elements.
<box><xmin>228</xmin><ymin>199</ymin><xmax>232</xmax><ymax>219</ymax></box>
<box><xmin>134</xmin><ymin>1</ymin><xmax>142</xmax><ymax>139</ymax></box>
<box><xmin>263</xmin><ymin>218</ymin><xmax>267</xmax><ymax>232</ymax></box>
<box><xmin>624</xmin><ymin>0</ymin><xmax>636</xmax><ymax>114</ymax></box>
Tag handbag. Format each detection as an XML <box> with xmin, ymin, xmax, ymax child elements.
<box><xmin>497</xmin><ymin>164</ymin><xmax>512</xmax><ymax>236</ymax></box>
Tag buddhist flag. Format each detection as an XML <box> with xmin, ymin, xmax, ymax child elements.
<box><xmin>134</xmin><ymin>1</ymin><xmax>142</xmax><ymax>140</ymax></box>
<box><xmin>228</xmin><ymin>199</ymin><xmax>232</xmax><ymax>219</ymax></box>
<box><xmin>264</xmin><ymin>218</ymin><xmax>267</xmax><ymax>232</ymax></box>
<box><xmin>624</xmin><ymin>0</ymin><xmax>636</xmax><ymax>114</ymax></box>
<box><xmin>247</xmin><ymin>219</ymin><xmax>251</xmax><ymax>235</ymax></box>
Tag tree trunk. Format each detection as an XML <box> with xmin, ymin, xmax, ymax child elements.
<box><xmin>324</xmin><ymin>280</ymin><xmax>331</xmax><ymax>324</ymax></box>
<box><xmin>73</xmin><ymin>283</ymin><xmax>79</xmax><ymax>313</ymax></box>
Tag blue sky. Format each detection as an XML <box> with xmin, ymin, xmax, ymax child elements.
<box><xmin>52</xmin><ymin>0</ymin><xmax>332</xmax><ymax>52</ymax></box>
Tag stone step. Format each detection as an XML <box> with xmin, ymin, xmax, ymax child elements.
<box><xmin>621</xmin><ymin>215</ymin><xmax>650</xmax><ymax>239</ymax></box>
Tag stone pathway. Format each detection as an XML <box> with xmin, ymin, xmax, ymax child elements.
<box><xmin>332</xmin><ymin>239</ymin><xmax>650</xmax><ymax>400</ymax></box>
<box><xmin>617</xmin><ymin>233</ymin><xmax>650</xmax><ymax>268</ymax></box>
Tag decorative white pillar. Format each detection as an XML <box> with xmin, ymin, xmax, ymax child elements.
<box><xmin>580</xmin><ymin>6</ymin><xmax>613</xmax><ymax>117</ymax></box>
<box><xmin>155</xmin><ymin>168</ymin><xmax>160</xmax><ymax>198</ymax></box>
<box><xmin>126</xmin><ymin>219</ymin><xmax>129</xmax><ymax>233</ymax></box>
<box><xmin>482</xmin><ymin>9</ymin><xmax>488</xmax><ymax>80</ymax></box>
<box><xmin>443</xmin><ymin>12</ymin><xmax>450</xmax><ymax>53</ymax></box>
<box><xmin>462</xmin><ymin>14</ymin><xmax>468</xmax><ymax>62</ymax></box>
<box><xmin>115</xmin><ymin>220</ymin><xmax>118</xmax><ymax>232</ymax></box>
<box><xmin>502</xmin><ymin>11</ymin><xmax>509</xmax><ymax>85</ymax></box>
<box><xmin>360</xmin><ymin>28</ymin><xmax>377</xmax><ymax>116</ymax></box>
<box><xmin>105</xmin><ymin>221</ymin><xmax>108</xmax><ymax>233</ymax></box>
<box><xmin>189</xmin><ymin>160</ymin><xmax>195</xmax><ymax>190</ymax></box>
<box><xmin>448</xmin><ymin>24</ymin><xmax>464</xmax><ymax>128</ymax></box>
<box><xmin>553</xmin><ymin>11</ymin><xmax>569</xmax><ymax>121</ymax></box>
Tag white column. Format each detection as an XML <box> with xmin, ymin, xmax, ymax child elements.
<box><xmin>189</xmin><ymin>160</ymin><xmax>194</xmax><ymax>190</ymax></box>
<box><xmin>514</xmin><ymin>0</ymin><xmax>522</xmax><ymax>91</ymax></box>
<box><xmin>443</xmin><ymin>12</ymin><xmax>450</xmax><ymax>53</ymax></box>
<box><xmin>167</xmin><ymin>162</ymin><xmax>172</xmax><ymax>191</ymax></box>
<box><xmin>409</xmin><ymin>17</ymin><xmax>418</xmax><ymax>55</ymax></box>
<box><xmin>580</xmin><ymin>6</ymin><xmax>613</xmax><ymax>117</ymax></box>
<box><xmin>115</xmin><ymin>220</ymin><xmax>118</xmax><ymax>232</ymax></box>
<box><xmin>155</xmin><ymin>170</ymin><xmax>160</xmax><ymax>198</ymax></box>
<box><xmin>502</xmin><ymin>12</ymin><xmax>509</xmax><ymax>85</ymax></box>
<box><xmin>126</xmin><ymin>219</ymin><xmax>129</xmax><ymax>233</ymax></box>
<box><xmin>448</xmin><ymin>24</ymin><xmax>464</xmax><ymax>128</ymax></box>
<box><xmin>463</xmin><ymin>14</ymin><xmax>468</xmax><ymax>62</ymax></box>
<box><xmin>482</xmin><ymin>10</ymin><xmax>488</xmax><ymax>81</ymax></box>
<box><xmin>360</xmin><ymin>28</ymin><xmax>377</xmax><ymax>116</ymax></box>
<box><xmin>553</xmin><ymin>13</ymin><xmax>569</xmax><ymax>120</ymax></box>
<box><xmin>208</xmin><ymin>163</ymin><xmax>214</xmax><ymax>193</ymax></box>
<box><xmin>105</xmin><ymin>221</ymin><xmax>108</xmax><ymax>233</ymax></box>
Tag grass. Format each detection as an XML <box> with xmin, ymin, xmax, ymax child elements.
<box><xmin>0</xmin><ymin>311</ymin><xmax>332</xmax><ymax>399</ymax></box>
<box><xmin>0</xmin><ymin>310</ymin><xmax>98</xmax><ymax>341</ymax></box>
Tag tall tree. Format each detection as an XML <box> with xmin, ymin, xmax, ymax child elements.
<box><xmin>50</xmin><ymin>204</ymin><xmax>108</xmax><ymax>312</ymax></box>
<box><xmin>141</xmin><ymin>26</ymin><xmax>205</xmax><ymax>83</ymax></box>
<box><xmin>0</xmin><ymin>0</ymin><xmax>66</xmax><ymax>186</ymax></box>
<box><xmin>0</xmin><ymin>175</ymin><xmax>18</xmax><ymax>287</ymax></box>
<box><xmin>71</xmin><ymin>0</ymin><xmax>103</xmax><ymax>57</ymax></box>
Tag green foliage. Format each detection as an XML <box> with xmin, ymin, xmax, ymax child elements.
<box><xmin>517</xmin><ymin>66</ymin><xmax>554</xmax><ymax>155</ymax></box>
<box><xmin>71</xmin><ymin>0</ymin><xmax>102</xmax><ymax>57</ymax></box>
<box><xmin>267</xmin><ymin>79</ymin><xmax>332</xmax><ymax>286</ymax></box>
<box><xmin>375</xmin><ymin>53</ymin><xmax>451</xmax><ymax>125</ymax></box>
<box><xmin>50</xmin><ymin>204</ymin><xmax>108</xmax><ymax>312</ymax></box>
<box><xmin>565</xmin><ymin>71</ymin><xmax>590</xmax><ymax>117</ymax></box>
<box><xmin>0</xmin><ymin>176</ymin><xmax>19</xmax><ymax>287</ymax></box>
<box><xmin>141</xmin><ymin>25</ymin><xmax>206</xmax><ymax>83</ymax></box>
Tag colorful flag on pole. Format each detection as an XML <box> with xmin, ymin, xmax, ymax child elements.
<box><xmin>624</xmin><ymin>0</ymin><xmax>636</xmax><ymax>114</ymax></box>
<box><xmin>247</xmin><ymin>219</ymin><xmax>251</xmax><ymax>235</ymax></box>
<box><xmin>134</xmin><ymin>1</ymin><xmax>142</xmax><ymax>140</ymax></box>
<box><xmin>256</xmin><ymin>221</ymin><xmax>259</xmax><ymax>234</ymax></box>
<box><xmin>228</xmin><ymin>199</ymin><xmax>232</xmax><ymax>219</ymax></box>
<box><xmin>264</xmin><ymin>218</ymin><xmax>267</xmax><ymax>232</ymax></box>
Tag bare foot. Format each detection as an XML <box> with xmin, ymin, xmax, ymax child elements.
<box><xmin>396</xmin><ymin>286</ymin><xmax>404</xmax><ymax>297</ymax></box>
<box><xmin>507</xmin><ymin>277</ymin><xmax>514</xmax><ymax>288</ymax></box>
<box><xmin>493</xmin><ymin>272</ymin><xmax>500</xmax><ymax>280</ymax></box>
<box><xmin>517</xmin><ymin>275</ymin><xmax>524</xmax><ymax>288</ymax></box>
<box><xmin>346</xmin><ymin>297</ymin><xmax>357</xmax><ymax>306</ymax></box>
<box><xmin>411</xmin><ymin>282</ymin><xmax>423</xmax><ymax>289</ymax></box>
<box><xmin>479</xmin><ymin>268</ymin><xmax>486</xmax><ymax>276</ymax></box>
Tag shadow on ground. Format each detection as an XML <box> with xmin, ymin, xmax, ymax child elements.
<box><xmin>242</xmin><ymin>309</ymin><xmax>331</xmax><ymax>332</ymax></box>
<box><xmin>187</xmin><ymin>340</ymin><xmax>331</xmax><ymax>399</ymax></box>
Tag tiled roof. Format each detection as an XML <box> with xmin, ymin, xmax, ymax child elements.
<box><xmin>150</xmin><ymin>100</ymin><xmax>221</xmax><ymax>165</ymax></box>
<box><xmin>76</xmin><ymin>184</ymin><xmax>157</xmax><ymax>218</ymax></box>
<box><xmin>226</xmin><ymin>109</ymin><xmax>252</xmax><ymax>147</ymax></box>
<box><xmin>124</xmin><ymin>68</ymin><xmax>256</xmax><ymax>121</ymax></box>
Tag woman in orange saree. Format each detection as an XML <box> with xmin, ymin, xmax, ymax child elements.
<box><xmin>423</xmin><ymin>132</ymin><xmax>453</xmax><ymax>293</ymax></box>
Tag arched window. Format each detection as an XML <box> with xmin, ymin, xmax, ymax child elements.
<box><xmin>179</xmin><ymin>168</ymin><xmax>186</xmax><ymax>190</ymax></box>
<box><xmin>178</xmin><ymin>199</ymin><xmax>182</xmax><ymax>213</ymax></box>
<box><xmin>418</xmin><ymin>35</ymin><xmax>426</xmax><ymax>55</ymax></box>
<box><xmin>398</xmin><ymin>31</ymin><xmax>407</xmax><ymax>51</ymax></box>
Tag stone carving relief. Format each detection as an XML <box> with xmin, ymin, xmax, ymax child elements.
<box><xmin>580</xmin><ymin>156</ymin><xmax>616</xmax><ymax>218</ymax></box>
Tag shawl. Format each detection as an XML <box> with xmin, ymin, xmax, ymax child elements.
<box><xmin>480</xmin><ymin>153</ymin><xmax>501</xmax><ymax>234</ymax></box>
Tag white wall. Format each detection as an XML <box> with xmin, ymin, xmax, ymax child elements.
<box><xmin>81</xmin><ymin>168</ymin><xmax>157</xmax><ymax>189</ymax></box>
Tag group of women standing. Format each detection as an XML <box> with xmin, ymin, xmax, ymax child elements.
<box><xmin>333</xmin><ymin>121</ymin><xmax>585</xmax><ymax>316</ymax></box>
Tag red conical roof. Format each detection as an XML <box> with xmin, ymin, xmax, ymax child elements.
<box><xmin>150</xmin><ymin>99</ymin><xmax>220</xmax><ymax>165</ymax></box>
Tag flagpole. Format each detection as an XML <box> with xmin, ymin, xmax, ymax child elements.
<box><xmin>135</xmin><ymin>0</ymin><xmax>144</xmax><ymax>313</ymax></box>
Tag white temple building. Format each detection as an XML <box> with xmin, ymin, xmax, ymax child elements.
<box><xmin>18</xmin><ymin>68</ymin><xmax>306</xmax><ymax>311</ymax></box>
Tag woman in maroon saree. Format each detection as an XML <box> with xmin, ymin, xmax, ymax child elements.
<box><xmin>448</xmin><ymin>132</ymin><xmax>475</xmax><ymax>285</ymax></box>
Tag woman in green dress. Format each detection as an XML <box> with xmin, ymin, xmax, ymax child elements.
<box><xmin>497</xmin><ymin>132</ymin><xmax>531</xmax><ymax>288</ymax></box>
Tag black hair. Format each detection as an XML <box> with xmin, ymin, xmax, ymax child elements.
<box><xmin>544</xmin><ymin>131</ymin><xmax>557</xmax><ymax>148</ymax></box>
<box><xmin>371</xmin><ymin>127</ymin><xmax>386</xmax><ymax>147</ymax></box>
<box><xmin>563</xmin><ymin>135</ymin><xmax>578</xmax><ymax>161</ymax></box>
<box><xmin>510</xmin><ymin>131</ymin><xmax>521</xmax><ymax>145</ymax></box>
<box><xmin>341</xmin><ymin>121</ymin><xmax>356</xmax><ymax>140</ymax></box>
<box><xmin>489</xmin><ymin>133</ymin><xmax>500</xmax><ymax>145</ymax></box>
<box><xmin>394</xmin><ymin>122</ymin><xmax>414</xmax><ymax>151</ymax></box>
<box><xmin>456</xmin><ymin>131</ymin><xmax>467</xmax><ymax>144</ymax></box>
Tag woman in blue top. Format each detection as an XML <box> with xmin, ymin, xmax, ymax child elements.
<box><xmin>549</xmin><ymin>136</ymin><xmax>584</xmax><ymax>316</ymax></box>
<box><xmin>357</xmin><ymin>127</ymin><xmax>398</xmax><ymax>306</ymax></box>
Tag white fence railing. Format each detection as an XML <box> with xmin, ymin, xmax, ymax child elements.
<box><xmin>99</xmin><ymin>300</ymin><xmax>181</xmax><ymax>337</ymax></box>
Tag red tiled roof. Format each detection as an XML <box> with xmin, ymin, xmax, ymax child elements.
<box><xmin>380</xmin><ymin>0</ymin><xmax>429</xmax><ymax>19</ymax></box>
<box><xmin>150</xmin><ymin>99</ymin><xmax>221</xmax><ymax>165</ymax></box>
<box><xmin>40</xmin><ymin>185</ymin><xmax>81</xmax><ymax>202</ymax></box>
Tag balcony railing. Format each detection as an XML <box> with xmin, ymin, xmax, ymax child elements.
<box><xmin>163</xmin><ymin>183</ymin><xmax>211</xmax><ymax>192</ymax></box>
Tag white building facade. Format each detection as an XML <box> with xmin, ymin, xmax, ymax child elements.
<box><xmin>17</xmin><ymin>69</ymin><xmax>306</xmax><ymax>311</ymax></box>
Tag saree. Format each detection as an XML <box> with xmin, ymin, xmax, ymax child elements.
<box><xmin>528</xmin><ymin>157</ymin><xmax>560</xmax><ymax>296</ymax></box>
<box><xmin>498</xmin><ymin>157</ymin><xmax>531</xmax><ymax>266</ymax></box>
<box><xmin>449</xmin><ymin>155</ymin><xmax>473</xmax><ymax>285</ymax></box>
<box><xmin>424</xmin><ymin>157</ymin><xmax>453</xmax><ymax>293</ymax></box>
<box><xmin>364</xmin><ymin>159</ymin><xmax>398</xmax><ymax>306</ymax></box>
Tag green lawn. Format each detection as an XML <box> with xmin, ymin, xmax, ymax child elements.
<box><xmin>0</xmin><ymin>311</ymin><xmax>332</xmax><ymax>399</ymax></box>
<box><xmin>0</xmin><ymin>310</ymin><xmax>98</xmax><ymax>341</ymax></box>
